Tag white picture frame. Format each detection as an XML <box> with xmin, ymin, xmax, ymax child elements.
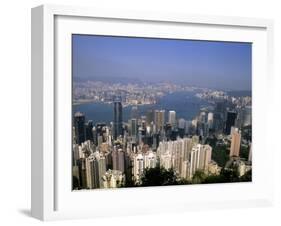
<box><xmin>31</xmin><ymin>4</ymin><xmax>274</xmax><ymax>221</ymax></box>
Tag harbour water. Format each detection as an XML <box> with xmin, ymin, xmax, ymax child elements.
<box><xmin>73</xmin><ymin>91</ymin><xmax>210</xmax><ymax>125</ymax></box>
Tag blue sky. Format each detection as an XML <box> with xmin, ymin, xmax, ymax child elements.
<box><xmin>72</xmin><ymin>34</ymin><xmax>252</xmax><ymax>91</ymax></box>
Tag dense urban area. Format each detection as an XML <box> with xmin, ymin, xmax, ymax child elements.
<box><xmin>72</xmin><ymin>81</ymin><xmax>252</xmax><ymax>190</ymax></box>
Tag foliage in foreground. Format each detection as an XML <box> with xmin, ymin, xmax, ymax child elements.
<box><xmin>137</xmin><ymin>166</ymin><xmax>252</xmax><ymax>187</ymax></box>
<box><xmin>140</xmin><ymin>166</ymin><xmax>190</xmax><ymax>187</ymax></box>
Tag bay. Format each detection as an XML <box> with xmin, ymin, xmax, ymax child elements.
<box><xmin>73</xmin><ymin>91</ymin><xmax>210</xmax><ymax>125</ymax></box>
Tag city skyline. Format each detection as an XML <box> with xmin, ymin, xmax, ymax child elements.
<box><xmin>73</xmin><ymin>35</ymin><xmax>252</xmax><ymax>91</ymax></box>
<box><xmin>72</xmin><ymin>35</ymin><xmax>252</xmax><ymax>190</ymax></box>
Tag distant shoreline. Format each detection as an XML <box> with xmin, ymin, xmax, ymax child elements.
<box><xmin>73</xmin><ymin>100</ymin><xmax>155</xmax><ymax>108</ymax></box>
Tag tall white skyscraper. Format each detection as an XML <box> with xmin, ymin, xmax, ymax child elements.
<box><xmin>199</xmin><ymin>111</ymin><xmax>207</xmax><ymax>123</ymax></box>
<box><xmin>168</xmin><ymin>110</ymin><xmax>176</xmax><ymax>127</ymax></box>
<box><xmin>207</xmin><ymin>112</ymin><xmax>214</xmax><ymax>129</ymax></box>
<box><xmin>132</xmin><ymin>153</ymin><xmax>144</xmax><ymax>183</ymax></box>
<box><xmin>132</xmin><ymin>149</ymin><xmax>157</xmax><ymax>183</ymax></box>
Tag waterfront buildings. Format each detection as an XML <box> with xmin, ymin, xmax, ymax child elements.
<box><xmin>113</xmin><ymin>98</ymin><xmax>123</xmax><ymax>140</ymax></box>
<box><xmin>72</xmin><ymin>86</ymin><xmax>252</xmax><ymax>189</ymax></box>
<box><xmin>74</xmin><ymin>112</ymin><xmax>85</xmax><ymax>144</ymax></box>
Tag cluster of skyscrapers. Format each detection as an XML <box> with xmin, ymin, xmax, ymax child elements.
<box><xmin>72</xmin><ymin>93</ymin><xmax>252</xmax><ymax>190</ymax></box>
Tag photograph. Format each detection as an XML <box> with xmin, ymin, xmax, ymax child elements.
<box><xmin>71</xmin><ymin>34</ymin><xmax>252</xmax><ymax>190</ymax></box>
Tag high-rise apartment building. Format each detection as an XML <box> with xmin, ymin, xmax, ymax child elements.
<box><xmin>133</xmin><ymin>153</ymin><xmax>144</xmax><ymax>183</ymax></box>
<box><xmin>189</xmin><ymin>144</ymin><xmax>212</xmax><ymax>178</ymax></box>
<box><xmin>157</xmin><ymin>137</ymin><xmax>194</xmax><ymax>175</ymax></box>
<box><xmin>112</xmin><ymin>147</ymin><xmax>125</xmax><ymax>173</ymax></box>
<box><xmin>230</xmin><ymin>130</ymin><xmax>241</xmax><ymax>157</ymax></box>
<box><xmin>144</xmin><ymin>150</ymin><xmax>157</xmax><ymax>169</ymax></box>
<box><xmin>85</xmin><ymin>154</ymin><xmax>100</xmax><ymax>189</ymax></box>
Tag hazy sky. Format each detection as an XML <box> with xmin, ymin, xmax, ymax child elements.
<box><xmin>72</xmin><ymin>34</ymin><xmax>252</xmax><ymax>91</ymax></box>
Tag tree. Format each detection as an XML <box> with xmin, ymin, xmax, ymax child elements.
<box><xmin>138</xmin><ymin>164</ymin><xmax>251</xmax><ymax>187</ymax></box>
<box><xmin>72</xmin><ymin>176</ymin><xmax>80</xmax><ymax>190</ymax></box>
<box><xmin>192</xmin><ymin>170</ymin><xmax>207</xmax><ymax>184</ymax></box>
<box><xmin>239</xmin><ymin>169</ymin><xmax>252</xmax><ymax>182</ymax></box>
<box><xmin>140</xmin><ymin>166</ymin><xmax>189</xmax><ymax>187</ymax></box>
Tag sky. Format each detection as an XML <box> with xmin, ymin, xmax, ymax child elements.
<box><xmin>72</xmin><ymin>34</ymin><xmax>252</xmax><ymax>91</ymax></box>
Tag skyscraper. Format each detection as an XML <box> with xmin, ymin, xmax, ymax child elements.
<box><xmin>85</xmin><ymin>154</ymin><xmax>100</xmax><ymax>189</ymax></box>
<box><xmin>131</xmin><ymin>106</ymin><xmax>139</xmax><ymax>119</ymax></box>
<box><xmin>157</xmin><ymin>137</ymin><xmax>194</xmax><ymax>175</ymax></box>
<box><xmin>199</xmin><ymin>111</ymin><xmax>207</xmax><ymax>124</ymax></box>
<box><xmin>113</xmin><ymin>97</ymin><xmax>123</xmax><ymax>140</ymax></box>
<box><xmin>144</xmin><ymin>150</ymin><xmax>157</xmax><ymax>169</ymax></box>
<box><xmin>207</xmin><ymin>112</ymin><xmax>214</xmax><ymax>129</ymax></box>
<box><xmin>130</xmin><ymin>118</ymin><xmax>138</xmax><ymax>137</ymax></box>
<box><xmin>168</xmin><ymin>110</ymin><xmax>176</xmax><ymax>127</ymax></box>
<box><xmin>248</xmin><ymin>143</ymin><xmax>252</xmax><ymax>162</ymax></box>
<box><xmin>112</xmin><ymin>147</ymin><xmax>125</xmax><ymax>173</ymax></box>
<box><xmin>178</xmin><ymin>118</ymin><xmax>186</xmax><ymax>138</ymax></box>
<box><xmin>230</xmin><ymin>130</ymin><xmax>241</xmax><ymax>157</ymax></box>
<box><xmin>202</xmin><ymin>145</ymin><xmax>212</xmax><ymax>171</ymax></box>
<box><xmin>77</xmin><ymin>158</ymin><xmax>87</xmax><ymax>189</ymax></box>
<box><xmin>225</xmin><ymin>111</ymin><xmax>237</xmax><ymax>135</ymax></box>
<box><xmin>189</xmin><ymin>144</ymin><xmax>212</xmax><ymax>178</ymax></box>
<box><xmin>155</xmin><ymin>110</ymin><xmax>165</xmax><ymax>132</ymax></box>
<box><xmin>85</xmin><ymin>120</ymin><xmax>94</xmax><ymax>141</ymax></box>
<box><xmin>178</xmin><ymin>118</ymin><xmax>186</xmax><ymax>129</ymax></box>
<box><xmin>74</xmin><ymin>112</ymin><xmax>85</xmax><ymax>144</ymax></box>
<box><xmin>243</xmin><ymin>106</ymin><xmax>252</xmax><ymax>126</ymax></box>
<box><xmin>98</xmin><ymin>156</ymin><xmax>106</xmax><ymax>188</ymax></box>
<box><xmin>133</xmin><ymin>153</ymin><xmax>144</xmax><ymax>183</ymax></box>
<box><xmin>214</xmin><ymin>101</ymin><xmax>226</xmax><ymax>131</ymax></box>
